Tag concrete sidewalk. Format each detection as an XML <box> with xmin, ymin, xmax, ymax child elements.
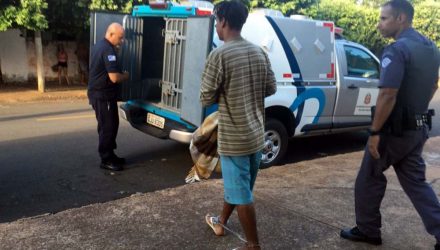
<box><xmin>0</xmin><ymin>84</ymin><xmax>87</xmax><ymax>104</ymax></box>
<box><xmin>0</xmin><ymin>137</ymin><xmax>439</xmax><ymax>250</ymax></box>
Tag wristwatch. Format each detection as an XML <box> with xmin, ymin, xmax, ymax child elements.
<box><xmin>368</xmin><ymin>129</ymin><xmax>380</xmax><ymax>136</ymax></box>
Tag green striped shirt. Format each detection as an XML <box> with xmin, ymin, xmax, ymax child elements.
<box><xmin>200</xmin><ymin>37</ymin><xmax>277</xmax><ymax>156</ymax></box>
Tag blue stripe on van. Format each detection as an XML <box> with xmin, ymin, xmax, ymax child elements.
<box><xmin>265</xmin><ymin>16</ymin><xmax>303</xmax><ymax>84</ymax></box>
<box><xmin>289</xmin><ymin>88</ymin><xmax>326</xmax><ymax>124</ymax></box>
<box><xmin>127</xmin><ymin>100</ymin><xmax>197</xmax><ymax>130</ymax></box>
<box><xmin>266</xmin><ymin>16</ymin><xmax>306</xmax><ymax>127</ymax></box>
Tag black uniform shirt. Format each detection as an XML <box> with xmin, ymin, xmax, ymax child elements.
<box><xmin>88</xmin><ymin>38</ymin><xmax>121</xmax><ymax>101</ymax></box>
<box><xmin>379</xmin><ymin>28</ymin><xmax>431</xmax><ymax>89</ymax></box>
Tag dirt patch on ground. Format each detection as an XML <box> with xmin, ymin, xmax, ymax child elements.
<box><xmin>0</xmin><ymin>82</ymin><xmax>87</xmax><ymax>104</ymax></box>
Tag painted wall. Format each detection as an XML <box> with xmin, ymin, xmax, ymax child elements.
<box><xmin>0</xmin><ymin>29</ymin><xmax>83</xmax><ymax>84</ymax></box>
<box><xmin>0</xmin><ymin>29</ymin><xmax>29</xmax><ymax>82</ymax></box>
<box><xmin>27</xmin><ymin>40</ymin><xmax>80</xmax><ymax>82</ymax></box>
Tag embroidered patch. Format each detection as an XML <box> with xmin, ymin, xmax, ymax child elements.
<box><xmin>107</xmin><ymin>55</ymin><xmax>116</xmax><ymax>62</ymax></box>
<box><xmin>381</xmin><ymin>57</ymin><xmax>391</xmax><ymax>68</ymax></box>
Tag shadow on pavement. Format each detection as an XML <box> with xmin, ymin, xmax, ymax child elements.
<box><xmin>280</xmin><ymin>131</ymin><xmax>369</xmax><ymax>166</ymax></box>
<box><xmin>0</xmin><ymin>128</ymin><xmax>192</xmax><ymax>223</ymax></box>
<box><xmin>0</xmin><ymin>126</ymin><xmax>370</xmax><ymax>223</ymax></box>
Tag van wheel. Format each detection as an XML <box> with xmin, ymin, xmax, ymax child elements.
<box><xmin>261</xmin><ymin>118</ymin><xmax>288</xmax><ymax>168</ymax></box>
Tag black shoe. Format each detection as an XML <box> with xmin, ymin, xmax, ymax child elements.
<box><xmin>340</xmin><ymin>227</ymin><xmax>382</xmax><ymax>245</ymax></box>
<box><xmin>100</xmin><ymin>161</ymin><xmax>123</xmax><ymax>171</ymax></box>
<box><xmin>111</xmin><ymin>153</ymin><xmax>126</xmax><ymax>165</ymax></box>
<box><xmin>435</xmin><ymin>243</ymin><xmax>440</xmax><ymax>250</ymax></box>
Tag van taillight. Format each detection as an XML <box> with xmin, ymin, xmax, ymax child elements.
<box><xmin>196</xmin><ymin>8</ymin><xmax>212</xmax><ymax>16</ymax></box>
<box><xmin>149</xmin><ymin>2</ymin><xmax>169</xmax><ymax>9</ymax></box>
<box><xmin>335</xmin><ymin>27</ymin><xmax>344</xmax><ymax>35</ymax></box>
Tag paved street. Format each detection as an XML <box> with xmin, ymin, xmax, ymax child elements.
<box><xmin>0</xmin><ymin>100</ymin><xmax>373</xmax><ymax>223</ymax></box>
<box><xmin>0</xmin><ymin>91</ymin><xmax>438</xmax><ymax>249</ymax></box>
<box><xmin>0</xmin><ymin>101</ymin><xmax>193</xmax><ymax>222</ymax></box>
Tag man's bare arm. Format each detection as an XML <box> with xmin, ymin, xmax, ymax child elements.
<box><xmin>371</xmin><ymin>88</ymin><xmax>399</xmax><ymax>131</ymax></box>
<box><xmin>108</xmin><ymin>72</ymin><xmax>129</xmax><ymax>84</ymax></box>
<box><xmin>368</xmin><ymin>87</ymin><xmax>399</xmax><ymax>159</ymax></box>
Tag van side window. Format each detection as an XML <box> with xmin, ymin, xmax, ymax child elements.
<box><xmin>344</xmin><ymin>46</ymin><xmax>379</xmax><ymax>79</ymax></box>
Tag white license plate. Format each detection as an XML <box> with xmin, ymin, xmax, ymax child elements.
<box><xmin>147</xmin><ymin>113</ymin><xmax>165</xmax><ymax>129</ymax></box>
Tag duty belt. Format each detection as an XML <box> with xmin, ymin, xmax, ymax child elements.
<box><xmin>405</xmin><ymin>109</ymin><xmax>435</xmax><ymax>130</ymax></box>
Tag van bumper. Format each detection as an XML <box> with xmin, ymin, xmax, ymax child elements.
<box><xmin>169</xmin><ymin>130</ymin><xmax>193</xmax><ymax>144</ymax></box>
<box><xmin>119</xmin><ymin>103</ymin><xmax>194</xmax><ymax>144</ymax></box>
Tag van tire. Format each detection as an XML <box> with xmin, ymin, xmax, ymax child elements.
<box><xmin>261</xmin><ymin>118</ymin><xmax>288</xmax><ymax>168</ymax></box>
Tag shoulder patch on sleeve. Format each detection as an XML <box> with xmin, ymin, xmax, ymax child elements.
<box><xmin>381</xmin><ymin>57</ymin><xmax>392</xmax><ymax>68</ymax></box>
<box><xmin>107</xmin><ymin>55</ymin><xmax>116</xmax><ymax>62</ymax></box>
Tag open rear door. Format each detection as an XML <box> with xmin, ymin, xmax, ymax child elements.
<box><xmin>119</xmin><ymin>16</ymin><xmax>146</xmax><ymax>101</ymax></box>
<box><xmin>90</xmin><ymin>12</ymin><xmax>146</xmax><ymax>101</ymax></box>
<box><xmin>180</xmin><ymin>16</ymin><xmax>214</xmax><ymax>126</ymax></box>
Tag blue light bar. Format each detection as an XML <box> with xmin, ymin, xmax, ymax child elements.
<box><xmin>132</xmin><ymin>5</ymin><xmax>198</xmax><ymax>17</ymax></box>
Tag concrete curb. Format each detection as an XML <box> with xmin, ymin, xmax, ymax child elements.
<box><xmin>0</xmin><ymin>89</ymin><xmax>87</xmax><ymax>104</ymax></box>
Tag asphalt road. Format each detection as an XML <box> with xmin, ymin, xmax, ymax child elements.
<box><xmin>0</xmin><ymin>91</ymin><xmax>439</xmax><ymax>223</ymax></box>
<box><xmin>0</xmin><ymin>101</ymin><xmax>194</xmax><ymax>222</ymax></box>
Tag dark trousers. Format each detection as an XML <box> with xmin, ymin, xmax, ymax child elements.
<box><xmin>91</xmin><ymin>99</ymin><xmax>119</xmax><ymax>161</ymax></box>
<box><xmin>355</xmin><ymin>125</ymin><xmax>440</xmax><ymax>240</ymax></box>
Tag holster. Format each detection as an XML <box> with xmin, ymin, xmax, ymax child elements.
<box><xmin>370</xmin><ymin>106</ymin><xmax>435</xmax><ymax>136</ymax></box>
<box><xmin>371</xmin><ymin>106</ymin><xmax>403</xmax><ymax>136</ymax></box>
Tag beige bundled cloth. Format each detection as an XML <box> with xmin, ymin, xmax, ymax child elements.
<box><xmin>185</xmin><ymin>111</ymin><xmax>221</xmax><ymax>183</ymax></box>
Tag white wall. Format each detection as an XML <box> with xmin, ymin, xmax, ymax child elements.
<box><xmin>0</xmin><ymin>29</ymin><xmax>81</xmax><ymax>83</ymax></box>
<box><xmin>0</xmin><ymin>29</ymin><xmax>29</xmax><ymax>82</ymax></box>
<box><xmin>27</xmin><ymin>41</ymin><xmax>79</xmax><ymax>80</ymax></box>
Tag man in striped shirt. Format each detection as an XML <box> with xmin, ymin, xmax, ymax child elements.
<box><xmin>201</xmin><ymin>1</ymin><xmax>276</xmax><ymax>249</ymax></box>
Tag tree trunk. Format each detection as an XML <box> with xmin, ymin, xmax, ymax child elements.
<box><xmin>0</xmin><ymin>57</ymin><xmax>3</xmax><ymax>86</ymax></box>
<box><xmin>35</xmin><ymin>30</ymin><xmax>45</xmax><ymax>93</ymax></box>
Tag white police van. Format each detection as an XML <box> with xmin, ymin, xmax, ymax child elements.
<box><xmin>90</xmin><ymin>2</ymin><xmax>380</xmax><ymax>167</ymax></box>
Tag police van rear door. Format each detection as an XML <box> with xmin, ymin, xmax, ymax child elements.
<box><xmin>90</xmin><ymin>12</ymin><xmax>146</xmax><ymax>101</ymax></box>
<box><xmin>160</xmin><ymin>16</ymin><xmax>213</xmax><ymax>127</ymax></box>
<box><xmin>179</xmin><ymin>16</ymin><xmax>214</xmax><ymax>127</ymax></box>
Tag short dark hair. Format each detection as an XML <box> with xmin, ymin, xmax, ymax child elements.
<box><xmin>213</xmin><ymin>1</ymin><xmax>249</xmax><ymax>31</ymax></box>
<box><xmin>383</xmin><ymin>0</ymin><xmax>414</xmax><ymax>23</ymax></box>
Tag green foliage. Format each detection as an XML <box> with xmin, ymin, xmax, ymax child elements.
<box><xmin>0</xmin><ymin>5</ymin><xmax>17</xmax><ymax>31</ymax></box>
<box><xmin>413</xmin><ymin>0</ymin><xmax>440</xmax><ymax>47</ymax></box>
<box><xmin>1</xmin><ymin>0</ymin><xmax>144</xmax><ymax>34</ymax></box>
<box><xmin>249</xmin><ymin>0</ymin><xmax>317</xmax><ymax>16</ymax></box>
<box><xmin>45</xmin><ymin>0</ymin><xmax>89</xmax><ymax>35</ymax></box>
<box><xmin>304</xmin><ymin>0</ymin><xmax>439</xmax><ymax>53</ymax></box>
<box><xmin>89</xmin><ymin>0</ymin><xmax>143</xmax><ymax>12</ymax></box>
<box><xmin>0</xmin><ymin>0</ymin><xmax>48</xmax><ymax>31</ymax></box>
<box><xmin>304</xmin><ymin>0</ymin><xmax>386</xmax><ymax>54</ymax></box>
<box><xmin>1</xmin><ymin>0</ymin><xmax>438</xmax><ymax>50</ymax></box>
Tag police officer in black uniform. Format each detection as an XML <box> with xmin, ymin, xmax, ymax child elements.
<box><xmin>340</xmin><ymin>0</ymin><xmax>440</xmax><ymax>248</ymax></box>
<box><xmin>88</xmin><ymin>23</ymin><xmax>129</xmax><ymax>171</ymax></box>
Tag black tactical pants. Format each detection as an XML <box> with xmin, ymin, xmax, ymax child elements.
<box><xmin>355</xmin><ymin>125</ymin><xmax>440</xmax><ymax>241</ymax></box>
<box><xmin>91</xmin><ymin>99</ymin><xmax>119</xmax><ymax>162</ymax></box>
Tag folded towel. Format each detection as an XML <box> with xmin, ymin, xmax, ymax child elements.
<box><xmin>186</xmin><ymin>111</ymin><xmax>221</xmax><ymax>183</ymax></box>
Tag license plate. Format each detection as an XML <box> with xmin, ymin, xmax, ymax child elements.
<box><xmin>147</xmin><ymin>113</ymin><xmax>165</xmax><ymax>129</ymax></box>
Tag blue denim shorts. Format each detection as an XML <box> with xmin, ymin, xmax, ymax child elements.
<box><xmin>220</xmin><ymin>151</ymin><xmax>262</xmax><ymax>205</ymax></box>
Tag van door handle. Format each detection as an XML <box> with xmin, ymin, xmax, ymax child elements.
<box><xmin>366</xmin><ymin>79</ymin><xmax>377</xmax><ymax>84</ymax></box>
<box><xmin>348</xmin><ymin>84</ymin><xmax>358</xmax><ymax>89</ymax></box>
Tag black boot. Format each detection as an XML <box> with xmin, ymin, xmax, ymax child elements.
<box><xmin>340</xmin><ymin>227</ymin><xmax>382</xmax><ymax>245</ymax></box>
<box><xmin>111</xmin><ymin>153</ymin><xmax>126</xmax><ymax>165</ymax></box>
<box><xmin>100</xmin><ymin>160</ymin><xmax>123</xmax><ymax>171</ymax></box>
